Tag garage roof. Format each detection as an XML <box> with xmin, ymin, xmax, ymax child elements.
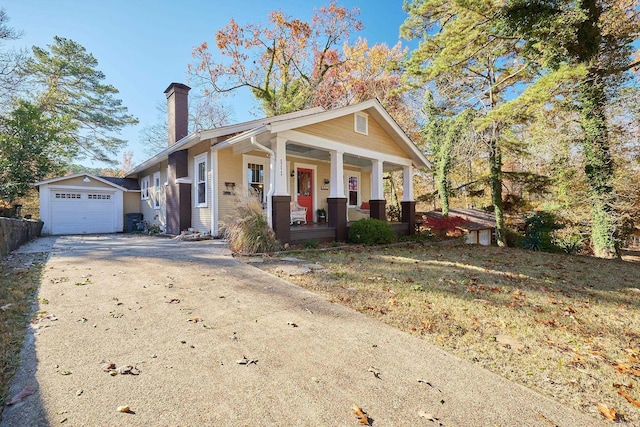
<box><xmin>33</xmin><ymin>174</ymin><xmax>139</xmax><ymax>192</ymax></box>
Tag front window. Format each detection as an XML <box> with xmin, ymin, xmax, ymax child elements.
<box><xmin>194</xmin><ymin>153</ymin><xmax>207</xmax><ymax>207</ymax></box>
<box><xmin>247</xmin><ymin>163</ymin><xmax>265</xmax><ymax>205</ymax></box>
<box><xmin>153</xmin><ymin>172</ymin><xmax>161</xmax><ymax>209</ymax></box>
<box><xmin>141</xmin><ymin>176</ymin><xmax>150</xmax><ymax>200</ymax></box>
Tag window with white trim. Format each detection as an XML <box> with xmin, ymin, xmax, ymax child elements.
<box><xmin>354</xmin><ymin>112</ymin><xmax>368</xmax><ymax>135</ymax></box>
<box><xmin>194</xmin><ymin>153</ymin><xmax>207</xmax><ymax>207</ymax></box>
<box><xmin>153</xmin><ymin>172</ymin><xmax>161</xmax><ymax>209</ymax></box>
<box><xmin>141</xmin><ymin>176</ymin><xmax>150</xmax><ymax>200</ymax></box>
<box><xmin>247</xmin><ymin>163</ymin><xmax>265</xmax><ymax>205</ymax></box>
<box><xmin>55</xmin><ymin>193</ymin><xmax>81</xmax><ymax>199</ymax></box>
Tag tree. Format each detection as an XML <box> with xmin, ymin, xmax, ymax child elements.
<box><xmin>189</xmin><ymin>2</ymin><xmax>363</xmax><ymax>116</ymax></box>
<box><xmin>421</xmin><ymin>91</ymin><xmax>475</xmax><ymax>216</ymax></box>
<box><xmin>22</xmin><ymin>36</ymin><xmax>138</xmax><ymax>163</ymax></box>
<box><xmin>0</xmin><ymin>101</ymin><xmax>73</xmax><ymax>203</ymax></box>
<box><xmin>401</xmin><ymin>0</ymin><xmax>533</xmax><ymax>246</ymax></box>
<box><xmin>0</xmin><ymin>8</ymin><xmax>28</xmax><ymax>109</ymax></box>
<box><xmin>499</xmin><ymin>0</ymin><xmax>640</xmax><ymax>258</ymax></box>
<box><xmin>139</xmin><ymin>97</ymin><xmax>233</xmax><ymax>156</ymax></box>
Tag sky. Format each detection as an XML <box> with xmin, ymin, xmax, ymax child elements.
<box><xmin>2</xmin><ymin>0</ymin><xmax>416</xmax><ymax>168</ymax></box>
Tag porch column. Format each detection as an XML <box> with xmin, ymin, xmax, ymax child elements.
<box><xmin>273</xmin><ymin>137</ymin><xmax>289</xmax><ymax>196</ymax></box>
<box><xmin>272</xmin><ymin>195</ymin><xmax>291</xmax><ymax>244</ymax></box>
<box><xmin>369</xmin><ymin>159</ymin><xmax>386</xmax><ymax>221</ymax></box>
<box><xmin>401</xmin><ymin>165</ymin><xmax>416</xmax><ymax>235</ymax></box>
<box><xmin>271</xmin><ymin>137</ymin><xmax>290</xmax><ymax>244</ymax></box>
<box><xmin>328</xmin><ymin>150</ymin><xmax>347</xmax><ymax>241</ymax></box>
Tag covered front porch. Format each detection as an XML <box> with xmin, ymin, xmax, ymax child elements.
<box><xmin>209</xmin><ymin>100</ymin><xmax>428</xmax><ymax>245</ymax></box>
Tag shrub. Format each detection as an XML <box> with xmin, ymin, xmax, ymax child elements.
<box><xmin>348</xmin><ymin>218</ymin><xmax>396</xmax><ymax>245</ymax></box>
<box><xmin>302</xmin><ymin>239</ymin><xmax>319</xmax><ymax>249</ymax></box>
<box><xmin>224</xmin><ymin>196</ymin><xmax>282</xmax><ymax>254</ymax></box>
<box><xmin>424</xmin><ymin>216</ymin><xmax>465</xmax><ymax>237</ymax></box>
<box><xmin>504</xmin><ymin>228</ymin><xmax>524</xmax><ymax>248</ymax></box>
<box><xmin>522</xmin><ymin>211</ymin><xmax>563</xmax><ymax>252</ymax></box>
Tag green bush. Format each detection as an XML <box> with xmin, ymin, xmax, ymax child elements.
<box><xmin>504</xmin><ymin>228</ymin><xmax>524</xmax><ymax>248</ymax></box>
<box><xmin>224</xmin><ymin>196</ymin><xmax>282</xmax><ymax>254</ymax></box>
<box><xmin>348</xmin><ymin>218</ymin><xmax>396</xmax><ymax>245</ymax></box>
<box><xmin>522</xmin><ymin>211</ymin><xmax>563</xmax><ymax>252</ymax></box>
<box><xmin>302</xmin><ymin>239</ymin><xmax>319</xmax><ymax>249</ymax></box>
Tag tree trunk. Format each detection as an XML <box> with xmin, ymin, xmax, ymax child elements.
<box><xmin>579</xmin><ymin>75</ymin><xmax>617</xmax><ymax>258</ymax></box>
<box><xmin>489</xmin><ymin>135</ymin><xmax>505</xmax><ymax>247</ymax></box>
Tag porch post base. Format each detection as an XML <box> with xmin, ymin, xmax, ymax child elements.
<box><xmin>369</xmin><ymin>199</ymin><xmax>386</xmax><ymax>221</ymax></box>
<box><xmin>272</xmin><ymin>195</ymin><xmax>291</xmax><ymax>244</ymax></box>
<box><xmin>401</xmin><ymin>201</ymin><xmax>416</xmax><ymax>235</ymax></box>
<box><xmin>328</xmin><ymin>198</ymin><xmax>347</xmax><ymax>242</ymax></box>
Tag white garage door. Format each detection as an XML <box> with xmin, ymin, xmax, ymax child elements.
<box><xmin>50</xmin><ymin>191</ymin><xmax>117</xmax><ymax>235</ymax></box>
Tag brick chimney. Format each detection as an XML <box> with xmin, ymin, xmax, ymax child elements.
<box><xmin>164</xmin><ymin>83</ymin><xmax>190</xmax><ymax>146</ymax></box>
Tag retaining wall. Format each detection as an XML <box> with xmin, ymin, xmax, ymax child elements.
<box><xmin>0</xmin><ymin>217</ymin><xmax>44</xmax><ymax>255</ymax></box>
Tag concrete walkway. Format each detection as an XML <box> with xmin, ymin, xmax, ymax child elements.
<box><xmin>1</xmin><ymin>235</ymin><xmax>605</xmax><ymax>426</ymax></box>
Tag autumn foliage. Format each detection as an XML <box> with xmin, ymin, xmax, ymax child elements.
<box><xmin>188</xmin><ymin>2</ymin><xmax>408</xmax><ymax>119</ymax></box>
<box><xmin>424</xmin><ymin>216</ymin><xmax>465</xmax><ymax>236</ymax></box>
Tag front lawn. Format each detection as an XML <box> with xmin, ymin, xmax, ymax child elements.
<box><xmin>256</xmin><ymin>244</ymin><xmax>640</xmax><ymax>423</ymax></box>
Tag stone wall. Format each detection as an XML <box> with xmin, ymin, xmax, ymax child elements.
<box><xmin>0</xmin><ymin>217</ymin><xmax>44</xmax><ymax>256</ymax></box>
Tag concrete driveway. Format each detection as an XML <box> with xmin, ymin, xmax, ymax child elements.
<box><xmin>1</xmin><ymin>235</ymin><xmax>605</xmax><ymax>426</ymax></box>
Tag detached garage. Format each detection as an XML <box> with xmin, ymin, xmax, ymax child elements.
<box><xmin>35</xmin><ymin>174</ymin><xmax>140</xmax><ymax>235</ymax></box>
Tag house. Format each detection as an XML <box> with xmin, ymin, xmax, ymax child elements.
<box><xmin>36</xmin><ymin>83</ymin><xmax>430</xmax><ymax>244</ymax></box>
<box><xmin>421</xmin><ymin>208</ymin><xmax>496</xmax><ymax>246</ymax></box>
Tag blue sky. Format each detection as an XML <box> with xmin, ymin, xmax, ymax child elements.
<box><xmin>3</xmin><ymin>0</ymin><xmax>414</xmax><ymax>168</ymax></box>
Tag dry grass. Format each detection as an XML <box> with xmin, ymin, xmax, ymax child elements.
<box><xmin>0</xmin><ymin>252</ymin><xmax>46</xmax><ymax>408</ymax></box>
<box><xmin>257</xmin><ymin>244</ymin><xmax>640</xmax><ymax>423</ymax></box>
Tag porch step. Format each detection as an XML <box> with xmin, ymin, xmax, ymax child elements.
<box><xmin>290</xmin><ymin>225</ymin><xmax>336</xmax><ymax>244</ymax></box>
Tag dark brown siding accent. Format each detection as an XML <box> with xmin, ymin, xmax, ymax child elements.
<box><xmin>328</xmin><ymin>197</ymin><xmax>347</xmax><ymax>242</ymax></box>
<box><xmin>369</xmin><ymin>199</ymin><xmax>386</xmax><ymax>221</ymax></box>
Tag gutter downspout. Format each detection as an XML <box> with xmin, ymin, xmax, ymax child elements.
<box><xmin>250</xmin><ymin>136</ymin><xmax>275</xmax><ymax>228</ymax></box>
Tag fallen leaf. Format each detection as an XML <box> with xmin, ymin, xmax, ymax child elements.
<box><xmin>102</xmin><ymin>362</ymin><xmax>116</xmax><ymax>371</ymax></box>
<box><xmin>236</xmin><ymin>356</ymin><xmax>258</xmax><ymax>365</ymax></box>
<box><xmin>418</xmin><ymin>411</ymin><xmax>438</xmax><ymax>421</ymax></box>
<box><xmin>618</xmin><ymin>390</ymin><xmax>640</xmax><ymax>407</ymax></box>
<box><xmin>5</xmin><ymin>382</ymin><xmax>36</xmax><ymax>405</ymax></box>
<box><xmin>597</xmin><ymin>403</ymin><xmax>617</xmax><ymax>421</ymax></box>
<box><xmin>166</xmin><ymin>298</ymin><xmax>180</xmax><ymax>304</ymax></box>
<box><xmin>117</xmin><ymin>405</ymin><xmax>131</xmax><ymax>413</ymax></box>
<box><xmin>287</xmin><ymin>322</ymin><xmax>298</xmax><ymax>327</ymax></box>
<box><xmin>352</xmin><ymin>404</ymin><xmax>371</xmax><ymax>426</ymax></box>
<box><xmin>368</xmin><ymin>366</ymin><xmax>381</xmax><ymax>379</ymax></box>
<box><xmin>537</xmin><ymin>412</ymin><xmax>557</xmax><ymax>426</ymax></box>
<box><xmin>187</xmin><ymin>317</ymin><xmax>203</xmax><ymax>323</ymax></box>
<box><xmin>495</xmin><ymin>334</ymin><xmax>524</xmax><ymax>351</ymax></box>
<box><xmin>0</xmin><ymin>303</ymin><xmax>12</xmax><ymax>311</ymax></box>
<box><xmin>58</xmin><ymin>370</ymin><xmax>72</xmax><ymax>376</ymax></box>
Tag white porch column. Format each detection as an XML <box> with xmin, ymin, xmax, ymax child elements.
<box><xmin>371</xmin><ymin>159</ymin><xmax>384</xmax><ymax>200</ymax></box>
<box><xmin>273</xmin><ymin>137</ymin><xmax>289</xmax><ymax>196</ymax></box>
<box><xmin>329</xmin><ymin>150</ymin><xmax>345</xmax><ymax>198</ymax></box>
<box><xmin>403</xmin><ymin>165</ymin><xmax>414</xmax><ymax>201</ymax></box>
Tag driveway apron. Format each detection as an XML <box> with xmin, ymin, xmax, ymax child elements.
<box><xmin>1</xmin><ymin>235</ymin><xmax>605</xmax><ymax>426</ymax></box>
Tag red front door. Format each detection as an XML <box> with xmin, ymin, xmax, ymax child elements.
<box><xmin>297</xmin><ymin>168</ymin><xmax>313</xmax><ymax>223</ymax></box>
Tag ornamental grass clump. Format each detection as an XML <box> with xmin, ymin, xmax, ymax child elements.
<box><xmin>224</xmin><ymin>196</ymin><xmax>281</xmax><ymax>254</ymax></box>
<box><xmin>348</xmin><ymin>218</ymin><xmax>396</xmax><ymax>245</ymax></box>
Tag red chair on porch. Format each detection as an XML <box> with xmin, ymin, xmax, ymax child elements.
<box><xmin>290</xmin><ymin>201</ymin><xmax>307</xmax><ymax>225</ymax></box>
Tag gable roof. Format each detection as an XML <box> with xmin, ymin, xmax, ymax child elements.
<box><xmin>33</xmin><ymin>173</ymin><xmax>138</xmax><ymax>192</ymax></box>
<box><xmin>127</xmin><ymin>99</ymin><xmax>428</xmax><ymax>176</ymax></box>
